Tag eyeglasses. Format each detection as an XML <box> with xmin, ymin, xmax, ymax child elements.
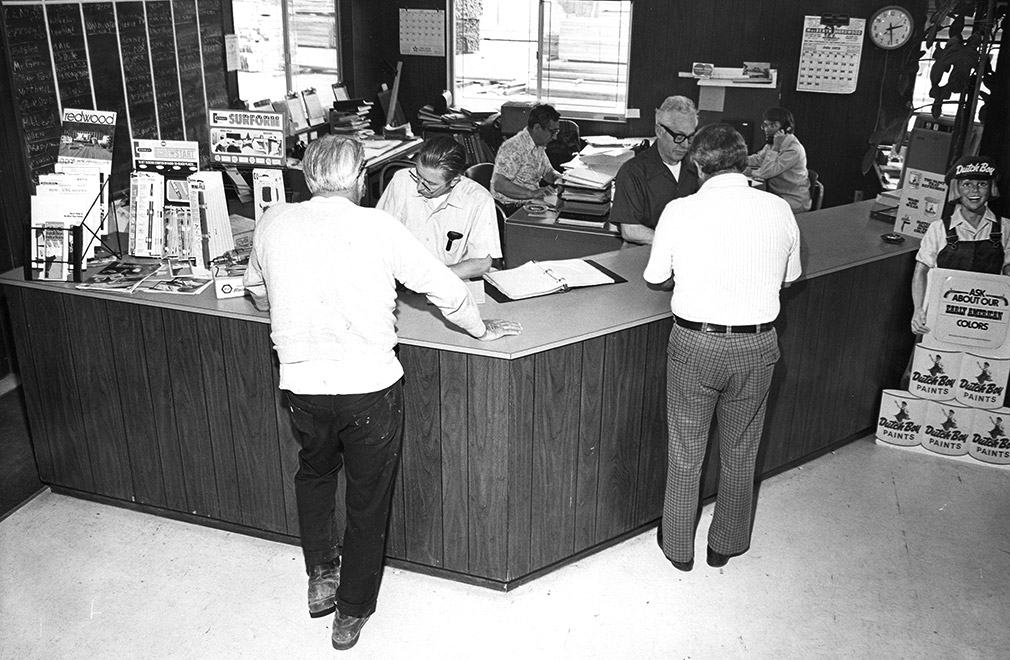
<box><xmin>409</xmin><ymin>169</ymin><xmax>443</xmax><ymax>193</ymax></box>
<box><xmin>761</xmin><ymin>121</ymin><xmax>781</xmax><ymax>130</ymax></box>
<box><xmin>542</xmin><ymin>125</ymin><xmax>560</xmax><ymax>137</ymax></box>
<box><xmin>658</xmin><ymin>123</ymin><xmax>694</xmax><ymax>144</ymax></box>
<box><xmin>959</xmin><ymin>179</ymin><xmax>990</xmax><ymax>191</ymax></box>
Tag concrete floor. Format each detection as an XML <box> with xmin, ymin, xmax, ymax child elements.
<box><xmin>1</xmin><ymin>435</ymin><xmax>1008</xmax><ymax>660</ymax></box>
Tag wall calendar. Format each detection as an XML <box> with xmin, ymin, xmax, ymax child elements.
<box><xmin>399</xmin><ymin>8</ymin><xmax>445</xmax><ymax>57</ymax></box>
<box><xmin>797</xmin><ymin>15</ymin><xmax>866</xmax><ymax>94</ymax></box>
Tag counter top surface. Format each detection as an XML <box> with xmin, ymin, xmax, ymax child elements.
<box><xmin>2</xmin><ymin>200</ymin><xmax>918</xmax><ymax>359</ymax></box>
<box><xmin>795</xmin><ymin>199</ymin><xmax>919</xmax><ymax>278</ymax></box>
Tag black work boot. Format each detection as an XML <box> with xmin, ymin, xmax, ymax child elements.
<box><xmin>307</xmin><ymin>559</ymin><xmax>340</xmax><ymax>618</ymax></box>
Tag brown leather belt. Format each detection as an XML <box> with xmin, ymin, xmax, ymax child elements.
<box><xmin>674</xmin><ymin>315</ymin><xmax>775</xmax><ymax>334</ymax></box>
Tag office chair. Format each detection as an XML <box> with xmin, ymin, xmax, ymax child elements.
<box><xmin>808</xmin><ymin>169</ymin><xmax>824</xmax><ymax>211</ymax></box>
<box><xmin>463</xmin><ymin>162</ymin><xmax>494</xmax><ymax>192</ymax></box>
<box><xmin>463</xmin><ymin>162</ymin><xmax>508</xmax><ymax>266</ymax></box>
<box><xmin>377</xmin><ymin>159</ymin><xmax>416</xmax><ymax>198</ymax></box>
<box><xmin>546</xmin><ymin>119</ymin><xmax>583</xmax><ymax>171</ymax></box>
<box><xmin>493</xmin><ymin>201</ymin><xmax>508</xmax><ymax>269</ymax></box>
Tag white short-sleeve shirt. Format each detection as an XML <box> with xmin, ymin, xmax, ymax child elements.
<box><xmin>644</xmin><ymin>173</ymin><xmax>801</xmax><ymax>325</ymax></box>
<box><xmin>915</xmin><ymin>206</ymin><xmax>1010</xmax><ymax>270</ymax></box>
<box><xmin>377</xmin><ymin>169</ymin><xmax>501</xmax><ymax>265</ymax></box>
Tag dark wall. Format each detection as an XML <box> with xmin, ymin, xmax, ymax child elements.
<box><xmin>365</xmin><ymin>0</ymin><xmax>932</xmax><ymax>209</ymax></box>
<box><xmin>0</xmin><ymin>24</ymin><xmax>31</xmax><ymax>377</ymax></box>
<box><xmin>339</xmin><ymin>0</ymin><xmax>392</xmax><ymax>101</ymax></box>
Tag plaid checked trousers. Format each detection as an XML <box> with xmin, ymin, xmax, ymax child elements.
<box><xmin>661</xmin><ymin>324</ymin><xmax>780</xmax><ymax>563</ymax></box>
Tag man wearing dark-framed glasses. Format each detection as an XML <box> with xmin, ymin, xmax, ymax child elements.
<box><xmin>377</xmin><ymin>136</ymin><xmax>502</xmax><ymax>279</ymax></box>
<box><xmin>611</xmin><ymin>96</ymin><xmax>701</xmax><ymax>245</ymax></box>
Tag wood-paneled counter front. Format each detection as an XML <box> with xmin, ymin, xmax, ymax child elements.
<box><xmin>2</xmin><ymin>200</ymin><xmax>918</xmax><ymax>589</ymax></box>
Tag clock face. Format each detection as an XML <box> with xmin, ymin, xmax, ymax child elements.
<box><xmin>870</xmin><ymin>6</ymin><xmax>914</xmax><ymax>50</ymax></box>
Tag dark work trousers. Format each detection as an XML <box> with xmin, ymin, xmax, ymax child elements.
<box><xmin>283</xmin><ymin>381</ymin><xmax>404</xmax><ymax>619</ymax></box>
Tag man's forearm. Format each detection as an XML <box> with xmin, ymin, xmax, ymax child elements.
<box><xmin>619</xmin><ymin>223</ymin><xmax>655</xmax><ymax>245</ymax></box>
<box><xmin>493</xmin><ymin>175</ymin><xmax>541</xmax><ymax>201</ymax></box>
<box><xmin>448</xmin><ymin>256</ymin><xmax>493</xmax><ymax>280</ymax></box>
<box><xmin>911</xmin><ymin>264</ymin><xmax>928</xmax><ymax>312</ymax></box>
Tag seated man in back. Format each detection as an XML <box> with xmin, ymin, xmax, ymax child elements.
<box><xmin>491</xmin><ymin>104</ymin><xmax>563</xmax><ymax>213</ymax></box>
<box><xmin>610</xmin><ymin>96</ymin><xmax>700</xmax><ymax>245</ymax></box>
<box><xmin>745</xmin><ymin>107</ymin><xmax>811</xmax><ymax>214</ymax></box>
<box><xmin>377</xmin><ymin>136</ymin><xmax>501</xmax><ymax>279</ymax></box>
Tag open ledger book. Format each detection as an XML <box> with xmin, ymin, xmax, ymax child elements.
<box><xmin>483</xmin><ymin>259</ymin><xmax>620</xmax><ymax>301</ymax></box>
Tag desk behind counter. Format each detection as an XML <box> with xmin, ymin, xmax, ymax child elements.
<box><xmin>283</xmin><ymin>137</ymin><xmax>423</xmax><ymax>204</ymax></box>
<box><xmin>1</xmin><ymin>200</ymin><xmax>918</xmax><ymax>588</ymax></box>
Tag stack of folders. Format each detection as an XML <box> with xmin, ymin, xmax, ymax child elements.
<box><xmin>330</xmin><ymin>99</ymin><xmax>375</xmax><ymax>139</ymax></box>
<box><xmin>417</xmin><ymin>105</ymin><xmax>481</xmax><ymax>132</ymax></box>
<box><xmin>559</xmin><ymin>168</ymin><xmax>614</xmax><ymax>224</ymax></box>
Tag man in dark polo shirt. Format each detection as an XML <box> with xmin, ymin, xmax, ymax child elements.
<box><xmin>610</xmin><ymin>95</ymin><xmax>700</xmax><ymax>245</ymax></box>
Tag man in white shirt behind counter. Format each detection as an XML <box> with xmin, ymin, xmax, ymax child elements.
<box><xmin>243</xmin><ymin>135</ymin><xmax>521</xmax><ymax>651</ymax></box>
<box><xmin>377</xmin><ymin>136</ymin><xmax>501</xmax><ymax>279</ymax></box>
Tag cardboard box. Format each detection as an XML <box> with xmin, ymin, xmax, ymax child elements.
<box><xmin>500</xmin><ymin>101</ymin><xmax>534</xmax><ymax>137</ymax></box>
<box><xmin>212</xmin><ymin>264</ymin><xmax>245</xmax><ymax>299</ymax></box>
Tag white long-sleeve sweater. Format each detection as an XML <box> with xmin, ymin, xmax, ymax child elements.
<box><xmin>243</xmin><ymin>195</ymin><xmax>485</xmax><ymax>394</ymax></box>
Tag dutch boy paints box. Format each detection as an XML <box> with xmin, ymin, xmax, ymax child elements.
<box><xmin>876</xmin><ymin>390</ymin><xmax>925</xmax><ymax>447</ymax></box>
<box><xmin>908</xmin><ymin>346</ymin><xmax>961</xmax><ymax>400</ymax></box>
<box><xmin>920</xmin><ymin>401</ymin><xmax>972</xmax><ymax>456</ymax></box>
<box><xmin>968</xmin><ymin>406</ymin><xmax>1010</xmax><ymax>465</ymax></box>
<box><xmin>954</xmin><ymin>353</ymin><xmax>1009</xmax><ymax>409</ymax></box>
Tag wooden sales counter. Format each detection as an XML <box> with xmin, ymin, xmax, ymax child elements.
<box><xmin>1</xmin><ymin>200</ymin><xmax>917</xmax><ymax>589</ymax></box>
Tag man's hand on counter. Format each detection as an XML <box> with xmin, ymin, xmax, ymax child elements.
<box><xmin>478</xmin><ymin>319</ymin><xmax>523</xmax><ymax>341</ymax></box>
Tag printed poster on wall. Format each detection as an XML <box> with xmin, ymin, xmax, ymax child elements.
<box><xmin>894</xmin><ymin>168</ymin><xmax>948</xmax><ymax>238</ymax></box>
<box><xmin>923</xmin><ymin>268</ymin><xmax>1010</xmax><ymax>358</ymax></box>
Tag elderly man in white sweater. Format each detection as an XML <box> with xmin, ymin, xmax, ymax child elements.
<box><xmin>243</xmin><ymin>135</ymin><xmax>521</xmax><ymax>651</ymax></box>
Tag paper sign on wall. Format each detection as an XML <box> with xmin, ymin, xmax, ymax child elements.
<box><xmin>400</xmin><ymin>8</ymin><xmax>445</xmax><ymax>57</ymax></box>
<box><xmin>894</xmin><ymin>168</ymin><xmax>948</xmax><ymax>238</ymax></box>
<box><xmin>797</xmin><ymin>15</ymin><xmax>866</xmax><ymax>94</ymax></box>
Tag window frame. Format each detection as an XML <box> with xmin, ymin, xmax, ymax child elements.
<box><xmin>909</xmin><ymin>15</ymin><xmax>1002</xmax><ymax>125</ymax></box>
<box><xmin>447</xmin><ymin>0</ymin><xmax>634</xmax><ymax>122</ymax></box>
<box><xmin>233</xmin><ymin>0</ymin><xmax>343</xmax><ymax>105</ymax></box>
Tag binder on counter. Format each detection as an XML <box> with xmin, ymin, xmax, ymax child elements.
<box><xmin>482</xmin><ymin>258</ymin><xmax>625</xmax><ymax>302</ymax></box>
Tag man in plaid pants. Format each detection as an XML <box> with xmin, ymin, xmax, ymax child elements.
<box><xmin>644</xmin><ymin>123</ymin><xmax>801</xmax><ymax>571</ymax></box>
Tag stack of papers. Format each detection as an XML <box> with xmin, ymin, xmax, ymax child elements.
<box><xmin>148</xmin><ymin>276</ymin><xmax>213</xmax><ymax>295</ymax></box>
<box><xmin>76</xmin><ymin>261</ymin><xmax>161</xmax><ymax>293</ymax></box>
<box><xmin>582</xmin><ymin>136</ymin><xmax>647</xmax><ymax>149</ymax></box>
<box><xmin>562</xmin><ymin>168</ymin><xmax>615</xmax><ymax>190</ymax></box>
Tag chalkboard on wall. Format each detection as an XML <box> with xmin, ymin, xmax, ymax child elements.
<box><xmin>0</xmin><ymin>0</ymin><xmax>229</xmax><ymax>194</ymax></box>
<box><xmin>3</xmin><ymin>3</ymin><xmax>61</xmax><ymax>178</ymax></box>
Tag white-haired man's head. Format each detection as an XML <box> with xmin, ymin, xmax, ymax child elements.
<box><xmin>302</xmin><ymin>135</ymin><xmax>366</xmax><ymax>199</ymax></box>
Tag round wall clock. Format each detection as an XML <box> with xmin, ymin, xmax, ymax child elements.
<box><xmin>869</xmin><ymin>5</ymin><xmax>915</xmax><ymax>50</ymax></box>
